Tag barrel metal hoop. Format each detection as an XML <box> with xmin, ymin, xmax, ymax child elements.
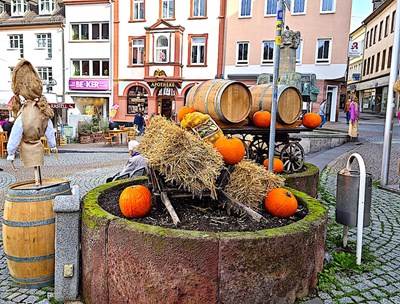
<box><xmin>204</xmin><ymin>79</ymin><xmax>222</xmax><ymax>116</ymax></box>
<box><xmin>6</xmin><ymin>182</ymin><xmax>71</xmax><ymax>197</ymax></box>
<box><xmin>259</xmin><ymin>84</ymin><xmax>272</xmax><ymax>110</ymax></box>
<box><xmin>5</xmin><ymin>188</ymin><xmax>71</xmax><ymax>202</ymax></box>
<box><xmin>2</xmin><ymin>217</ymin><xmax>55</xmax><ymax>227</ymax></box>
<box><xmin>4</xmin><ymin>253</ymin><xmax>55</xmax><ymax>262</ymax></box>
<box><xmin>11</xmin><ymin>274</ymin><xmax>54</xmax><ymax>284</ymax></box>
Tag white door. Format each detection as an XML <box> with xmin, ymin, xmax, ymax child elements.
<box><xmin>326</xmin><ymin>86</ymin><xmax>338</xmax><ymax>122</ymax></box>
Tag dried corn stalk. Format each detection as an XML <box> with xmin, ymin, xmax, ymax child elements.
<box><xmin>138</xmin><ymin>115</ymin><xmax>224</xmax><ymax>199</ymax></box>
<box><xmin>224</xmin><ymin>160</ymin><xmax>285</xmax><ymax>210</ymax></box>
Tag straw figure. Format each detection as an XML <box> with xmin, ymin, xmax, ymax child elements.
<box><xmin>7</xmin><ymin>60</ymin><xmax>57</xmax><ymax>185</ymax></box>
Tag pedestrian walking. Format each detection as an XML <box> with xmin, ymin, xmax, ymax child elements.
<box><xmin>133</xmin><ymin>110</ymin><xmax>145</xmax><ymax>135</ymax></box>
<box><xmin>348</xmin><ymin>95</ymin><xmax>360</xmax><ymax>139</ymax></box>
<box><xmin>319</xmin><ymin>100</ymin><xmax>327</xmax><ymax>128</ymax></box>
<box><xmin>344</xmin><ymin>98</ymin><xmax>351</xmax><ymax>124</ymax></box>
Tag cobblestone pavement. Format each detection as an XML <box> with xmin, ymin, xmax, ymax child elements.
<box><xmin>1</xmin><ymin>114</ymin><xmax>400</xmax><ymax>303</ymax></box>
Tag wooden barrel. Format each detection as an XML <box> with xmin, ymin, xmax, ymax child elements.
<box><xmin>186</xmin><ymin>79</ymin><xmax>252</xmax><ymax>124</ymax></box>
<box><xmin>2</xmin><ymin>179</ymin><xmax>71</xmax><ymax>288</ymax></box>
<box><xmin>249</xmin><ymin>84</ymin><xmax>302</xmax><ymax>124</ymax></box>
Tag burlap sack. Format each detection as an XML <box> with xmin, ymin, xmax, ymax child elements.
<box><xmin>11</xmin><ymin>60</ymin><xmax>43</xmax><ymax>100</ymax></box>
<box><xmin>394</xmin><ymin>79</ymin><xmax>400</xmax><ymax>95</ymax></box>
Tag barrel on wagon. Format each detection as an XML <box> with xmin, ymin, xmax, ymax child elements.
<box><xmin>249</xmin><ymin>84</ymin><xmax>302</xmax><ymax>125</ymax></box>
<box><xmin>2</xmin><ymin>179</ymin><xmax>71</xmax><ymax>288</ymax></box>
<box><xmin>186</xmin><ymin>79</ymin><xmax>252</xmax><ymax>124</ymax></box>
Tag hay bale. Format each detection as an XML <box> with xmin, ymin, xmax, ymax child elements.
<box><xmin>394</xmin><ymin>79</ymin><xmax>400</xmax><ymax>95</ymax></box>
<box><xmin>138</xmin><ymin>115</ymin><xmax>224</xmax><ymax>199</ymax></box>
<box><xmin>224</xmin><ymin>160</ymin><xmax>285</xmax><ymax>210</ymax></box>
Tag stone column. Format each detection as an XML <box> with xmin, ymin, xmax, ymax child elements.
<box><xmin>279</xmin><ymin>30</ymin><xmax>301</xmax><ymax>75</ymax></box>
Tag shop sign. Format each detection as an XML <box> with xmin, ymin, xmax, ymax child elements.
<box><xmin>69</xmin><ymin>79</ymin><xmax>109</xmax><ymax>91</ymax></box>
<box><xmin>50</xmin><ymin>103</ymin><xmax>76</xmax><ymax>109</ymax></box>
<box><xmin>149</xmin><ymin>82</ymin><xmax>175</xmax><ymax>88</ymax></box>
<box><xmin>352</xmin><ymin>73</ymin><xmax>361</xmax><ymax>81</ymax></box>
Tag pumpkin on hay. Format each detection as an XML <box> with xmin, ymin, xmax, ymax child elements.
<box><xmin>263</xmin><ymin>158</ymin><xmax>284</xmax><ymax>173</ymax></box>
<box><xmin>119</xmin><ymin>185</ymin><xmax>152</xmax><ymax>218</ymax></box>
<box><xmin>253</xmin><ymin>110</ymin><xmax>271</xmax><ymax>128</ymax></box>
<box><xmin>214</xmin><ymin>136</ymin><xmax>245</xmax><ymax>165</ymax></box>
<box><xmin>264</xmin><ymin>188</ymin><xmax>298</xmax><ymax>218</ymax></box>
<box><xmin>302</xmin><ymin>112</ymin><xmax>322</xmax><ymax>129</ymax></box>
<box><xmin>178</xmin><ymin>106</ymin><xmax>197</xmax><ymax>122</ymax></box>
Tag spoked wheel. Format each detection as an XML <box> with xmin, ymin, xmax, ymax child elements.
<box><xmin>249</xmin><ymin>137</ymin><xmax>269</xmax><ymax>164</ymax></box>
<box><xmin>280</xmin><ymin>142</ymin><xmax>305</xmax><ymax>173</ymax></box>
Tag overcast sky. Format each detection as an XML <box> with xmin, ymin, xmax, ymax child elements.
<box><xmin>351</xmin><ymin>0</ymin><xmax>373</xmax><ymax>32</ymax></box>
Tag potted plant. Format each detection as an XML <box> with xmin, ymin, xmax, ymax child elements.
<box><xmin>78</xmin><ymin>120</ymin><xmax>93</xmax><ymax>143</ymax></box>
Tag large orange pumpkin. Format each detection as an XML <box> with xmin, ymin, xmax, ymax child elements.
<box><xmin>119</xmin><ymin>185</ymin><xmax>152</xmax><ymax>218</ymax></box>
<box><xmin>263</xmin><ymin>158</ymin><xmax>284</xmax><ymax>173</ymax></box>
<box><xmin>178</xmin><ymin>106</ymin><xmax>197</xmax><ymax>122</ymax></box>
<box><xmin>253</xmin><ymin>111</ymin><xmax>271</xmax><ymax>128</ymax></box>
<box><xmin>264</xmin><ymin>188</ymin><xmax>298</xmax><ymax>218</ymax></box>
<box><xmin>302</xmin><ymin>113</ymin><xmax>322</xmax><ymax>129</ymax></box>
<box><xmin>214</xmin><ymin>136</ymin><xmax>245</xmax><ymax>165</ymax></box>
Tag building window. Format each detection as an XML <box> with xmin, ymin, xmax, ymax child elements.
<box><xmin>365</xmin><ymin>31</ymin><xmax>369</xmax><ymax>49</ymax></box>
<box><xmin>240</xmin><ymin>0</ymin><xmax>251</xmax><ymax>17</ymax></box>
<box><xmin>385</xmin><ymin>15</ymin><xmax>389</xmax><ymax>37</ymax></box>
<box><xmin>236</xmin><ymin>41</ymin><xmax>249</xmax><ymax>65</ymax></box>
<box><xmin>369</xmin><ymin>27</ymin><xmax>373</xmax><ymax>46</ymax></box>
<box><xmin>36</xmin><ymin>33</ymin><xmax>52</xmax><ymax>58</ymax></box>
<box><xmin>296</xmin><ymin>39</ymin><xmax>303</xmax><ymax>64</ymax></box>
<box><xmin>366</xmin><ymin>57</ymin><xmax>370</xmax><ymax>75</ymax></box>
<box><xmin>11</xmin><ymin>0</ymin><xmax>27</xmax><ymax>17</ymax></box>
<box><xmin>373</xmin><ymin>25</ymin><xmax>377</xmax><ymax>44</ymax></box>
<box><xmin>40</xmin><ymin>0</ymin><xmax>55</xmax><ymax>15</ymax></box>
<box><xmin>37</xmin><ymin>67</ymin><xmax>53</xmax><ymax>92</ymax></box>
<box><xmin>261</xmin><ymin>40</ymin><xmax>274</xmax><ymax>64</ymax></box>
<box><xmin>379</xmin><ymin>20</ymin><xmax>383</xmax><ymax>41</ymax></box>
<box><xmin>370</xmin><ymin>55</ymin><xmax>375</xmax><ymax>75</ymax></box>
<box><xmin>265</xmin><ymin>0</ymin><xmax>277</xmax><ymax>16</ymax></box>
<box><xmin>321</xmin><ymin>0</ymin><xmax>335</xmax><ymax>13</ymax></box>
<box><xmin>0</xmin><ymin>2</ymin><xmax>5</xmax><ymax>13</ymax></box>
<box><xmin>131</xmin><ymin>38</ymin><xmax>145</xmax><ymax>65</ymax></box>
<box><xmin>316</xmin><ymin>38</ymin><xmax>331</xmax><ymax>64</ymax></box>
<box><xmin>381</xmin><ymin>49</ymin><xmax>386</xmax><ymax>70</ymax></box>
<box><xmin>161</xmin><ymin>0</ymin><xmax>174</xmax><ymax>19</ymax></box>
<box><xmin>192</xmin><ymin>0</ymin><xmax>206</xmax><ymax>17</ymax></box>
<box><xmin>293</xmin><ymin>0</ymin><xmax>306</xmax><ymax>14</ymax></box>
<box><xmin>189</xmin><ymin>35</ymin><xmax>207</xmax><ymax>65</ymax></box>
<box><xmin>72</xmin><ymin>59</ymin><xmax>109</xmax><ymax>77</ymax></box>
<box><xmin>387</xmin><ymin>46</ymin><xmax>392</xmax><ymax>68</ymax></box>
<box><xmin>363</xmin><ymin>59</ymin><xmax>367</xmax><ymax>76</ymax></box>
<box><xmin>155</xmin><ymin>36</ymin><xmax>168</xmax><ymax>63</ymax></box>
<box><xmin>391</xmin><ymin>11</ymin><xmax>396</xmax><ymax>33</ymax></box>
<box><xmin>132</xmin><ymin>0</ymin><xmax>145</xmax><ymax>20</ymax></box>
<box><xmin>376</xmin><ymin>52</ymin><xmax>380</xmax><ymax>73</ymax></box>
<box><xmin>9</xmin><ymin>34</ymin><xmax>24</xmax><ymax>58</ymax></box>
<box><xmin>71</xmin><ymin>23</ymin><xmax>109</xmax><ymax>41</ymax></box>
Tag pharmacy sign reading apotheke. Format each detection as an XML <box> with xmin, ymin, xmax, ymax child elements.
<box><xmin>149</xmin><ymin>82</ymin><xmax>176</xmax><ymax>88</ymax></box>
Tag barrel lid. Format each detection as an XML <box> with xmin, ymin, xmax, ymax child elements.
<box><xmin>8</xmin><ymin>179</ymin><xmax>70</xmax><ymax>191</ymax></box>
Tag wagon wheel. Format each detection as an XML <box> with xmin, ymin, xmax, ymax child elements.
<box><xmin>280</xmin><ymin>142</ymin><xmax>305</xmax><ymax>173</ymax></box>
<box><xmin>249</xmin><ymin>137</ymin><xmax>270</xmax><ymax>164</ymax></box>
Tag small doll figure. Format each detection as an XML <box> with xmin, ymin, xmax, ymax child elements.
<box><xmin>7</xmin><ymin>60</ymin><xmax>57</xmax><ymax>185</ymax></box>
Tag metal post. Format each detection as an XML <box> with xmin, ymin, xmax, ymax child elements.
<box><xmin>268</xmin><ymin>0</ymin><xmax>284</xmax><ymax>171</ymax></box>
<box><xmin>381</xmin><ymin>0</ymin><xmax>400</xmax><ymax>186</ymax></box>
<box><xmin>345</xmin><ymin>153</ymin><xmax>366</xmax><ymax>265</ymax></box>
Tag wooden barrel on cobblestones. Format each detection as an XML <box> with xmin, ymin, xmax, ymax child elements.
<box><xmin>2</xmin><ymin>179</ymin><xmax>71</xmax><ymax>288</ymax></box>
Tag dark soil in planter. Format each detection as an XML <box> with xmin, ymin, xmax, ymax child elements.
<box><xmin>98</xmin><ymin>182</ymin><xmax>308</xmax><ymax>233</ymax></box>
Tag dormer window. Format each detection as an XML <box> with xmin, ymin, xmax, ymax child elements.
<box><xmin>40</xmin><ymin>0</ymin><xmax>56</xmax><ymax>15</ymax></box>
<box><xmin>11</xmin><ymin>0</ymin><xmax>27</xmax><ymax>17</ymax></box>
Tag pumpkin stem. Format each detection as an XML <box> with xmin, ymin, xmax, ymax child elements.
<box><xmin>285</xmin><ymin>191</ymin><xmax>292</xmax><ymax>198</ymax></box>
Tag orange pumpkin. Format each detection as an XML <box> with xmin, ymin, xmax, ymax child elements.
<box><xmin>264</xmin><ymin>188</ymin><xmax>298</xmax><ymax>218</ymax></box>
<box><xmin>214</xmin><ymin>136</ymin><xmax>245</xmax><ymax>165</ymax></box>
<box><xmin>302</xmin><ymin>113</ymin><xmax>322</xmax><ymax>129</ymax></box>
<box><xmin>253</xmin><ymin>111</ymin><xmax>271</xmax><ymax>128</ymax></box>
<box><xmin>119</xmin><ymin>185</ymin><xmax>152</xmax><ymax>218</ymax></box>
<box><xmin>178</xmin><ymin>106</ymin><xmax>197</xmax><ymax>122</ymax></box>
<box><xmin>263</xmin><ymin>158</ymin><xmax>284</xmax><ymax>173</ymax></box>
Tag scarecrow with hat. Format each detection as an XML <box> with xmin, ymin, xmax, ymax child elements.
<box><xmin>7</xmin><ymin>59</ymin><xmax>57</xmax><ymax>186</ymax></box>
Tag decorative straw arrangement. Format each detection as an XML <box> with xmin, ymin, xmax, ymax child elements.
<box><xmin>394</xmin><ymin>79</ymin><xmax>400</xmax><ymax>95</ymax></box>
<box><xmin>224</xmin><ymin>160</ymin><xmax>285</xmax><ymax>210</ymax></box>
<box><xmin>138</xmin><ymin>115</ymin><xmax>224</xmax><ymax>199</ymax></box>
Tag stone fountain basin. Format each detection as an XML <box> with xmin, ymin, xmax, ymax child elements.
<box><xmin>81</xmin><ymin>177</ymin><xmax>327</xmax><ymax>304</ymax></box>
